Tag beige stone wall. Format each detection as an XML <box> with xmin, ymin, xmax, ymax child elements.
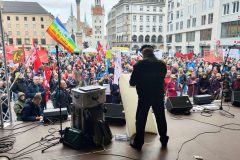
<box><xmin>2</xmin><ymin>13</ymin><xmax>55</xmax><ymax>49</ymax></box>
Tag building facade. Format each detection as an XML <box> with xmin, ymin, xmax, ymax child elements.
<box><xmin>92</xmin><ymin>0</ymin><xmax>106</xmax><ymax>48</ymax></box>
<box><xmin>106</xmin><ymin>0</ymin><xmax>166</xmax><ymax>50</ymax></box>
<box><xmin>1</xmin><ymin>1</ymin><xmax>55</xmax><ymax>50</ymax></box>
<box><xmin>218</xmin><ymin>0</ymin><xmax>240</xmax><ymax>50</ymax></box>
<box><xmin>166</xmin><ymin>0</ymin><xmax>240</xmax><ymax>55</ymax></box>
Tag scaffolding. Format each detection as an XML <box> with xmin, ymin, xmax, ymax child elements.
<box><xmin>0</xmin><ymin>7</ymin><xmax>12</xmax><ymax>128</ymax></box>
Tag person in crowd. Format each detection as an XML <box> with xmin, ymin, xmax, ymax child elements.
<box><xmin>164</xmin><ymin>70</ymin><xmax>171</xmax><ymax>92</ymax></box>
<box><xmin>50</xmin><ymin>73</ymin><xmax>58</xmax><ymax>93</ymax></box>
<box><xmin>166</xmin><ymin>74</ymin><xmax>178</xmax><ymax>97</ymax></box>
<box><xmin>211</xmin><ymin>73</ymin><xmax>222</xmax><ymax>99</ymax></box>
<box><xmin>187</xmin><ymin>74</ymin><xmax>198</xmax><ymax>97</ymax></box>
<box><xmin>99</xmin><ymin>73</ymin><xmax>112</xmax><ymax>103</ymax></box>
<box><xmin>21</xmin><ymin>95</ymin><xmax>43</xmax><ymax>122</ymax></box>
<box><xmin>66</xmin><ymin>74</ymin><xmax>79</xmax><ymax>89</ymax></box>
<box><xmin>177</xmin><ymin>68</ymin><xmax>187</xmax><ymax>96</ymax></box>
<box><xmin>14</xmin><ymin>92</ymin><xmax>26</xmax><ymax>120</ymax></box>
<box><xmin>96</xmin><ymin>66</ymin><xmax>106</xmax><ymax>80</ymax></box>
<box><xmin>129</xmin><ymin>45</ymin><xmax>168</xmax><ymax>151</ymax></box>
<box><xmin>52</xmin><ymin>80</ymin><xmax>72</xmax><ymax>113</ymax></box>
<box><xmin>198</xmin><ymin>73</ymin><xmax>211</xmax><ymax>95</ymax></box>
<box><xmin>73</xmin><ymin>64</ymin><xmax>83</xmax><ymax>87</ymax></box>
<box><xmin>229</xmin><ymin>66</ymin><xmax>238</xmax><ymax>83</ymax></box>
<box><xmin>232</xmin><ymin>74</ymin><xmax>240</xmax><ymax>91</ymax></box>
<box><xmin>11</xmin><ymin>72</ymin><xmax>28</xmax><ymax>94</ymax></box>
<box><xmin>111</xmin><ymin>83</ymin><xmax>121</xmax><ymax>104</ymax></box>
<box><xmin>222</xmin><ymin>72</ymin><xmax>232</xmax><ymax>102</ymax></box>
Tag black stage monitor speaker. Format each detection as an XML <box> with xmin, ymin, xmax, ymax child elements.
<box><xmin>193</xmin><ymin>94</ymin><xmax>213</xmax><ymax>105</ymax></box>
<box><xmin>232</xmin><ymin>91</ymin><xmax>240</xmax><ymax>107</ymax></box>
<box><xmin>166</xmin><ymin>96</ymin><xmax>193</xmax><ymax>114</ymax></box>
<box><xmin>104</xmin><ymin>103</ymin><xmax>125</xmax><ymax>120</ymax></box>
<box><xmin>43</xmin><ymin>108</ymin><xmax>68</xmax><ymax>123</ymax></box>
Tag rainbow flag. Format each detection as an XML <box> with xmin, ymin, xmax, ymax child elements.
<box><xmin>47</xmin><ymin>17</ymin><xmax>77</xmax><ymax>53</ymax></box>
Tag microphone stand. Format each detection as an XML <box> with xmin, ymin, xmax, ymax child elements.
<box><xmin>42</xmin><ymin>45</ymin><xmax>64</xmax><ymax>153</ymax></box>
<box><xmin>219</xmin><ymin>46</ymin><xmax>234</xmax><ymax>117</ymax></box>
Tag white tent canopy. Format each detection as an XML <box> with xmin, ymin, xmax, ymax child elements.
<box><xmin>82</xmin><ymin>48</ymin><xmax>98</xmax><ymax>53</ymax></box>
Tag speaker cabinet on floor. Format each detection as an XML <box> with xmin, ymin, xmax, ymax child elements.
<box><xmin>232</xmin><ymin>91</ymin><xmax>240</xmax><ymax>107</ymax></box>
<box><xmin>166</xmin><ymin>96</ymin><xmax>193</xmax><ymax>114</ymax></box>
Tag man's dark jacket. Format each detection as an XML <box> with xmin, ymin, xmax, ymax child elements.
<box><xmin>130</xmin><ymin>57</ymin><xmax>167</xmax><ymax>99</ymax></box>
<box><xmin>21</xmin><ymin>100</ymin><xmax>42</xmax><ymax>121</ymax></box>
<box><xmin>11</xmin><ymin>78</ymin><xmax>28</xmax><ymax>93</ymax></box>
<box><xmin>25</xmin><ymin>83</ymin><xmax>46</xmax><ymax>99</ymax></box>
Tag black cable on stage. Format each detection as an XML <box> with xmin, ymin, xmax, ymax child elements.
<box><xmin>171</xmin><ymin>116</ymin><xmax>240</xmax><ymax>160</ymax></box>
<box><xmin>0</xmin><ymin>122</ymin><xmax>37</xmax><ymax>131</ymax></box>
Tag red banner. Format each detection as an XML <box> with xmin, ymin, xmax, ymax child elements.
<box><xmin>175</xmin><ymin>52</ymin><xmax>194</xmax><ymax>59</ymax></box>
<box><xmin>204</xmin><ymin>50</ymin><xmax>223</xmax><ymax>63</ymax></box>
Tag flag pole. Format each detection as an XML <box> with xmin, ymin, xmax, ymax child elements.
<box><xmin>0</xmin><ymin>6</ymin><xmax>12</xmax><ymax>128</ymax></box>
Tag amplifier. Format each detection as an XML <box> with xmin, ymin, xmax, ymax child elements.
<box><xmin>193</xmin><ymin>94</ymin><xmax>213</xmax><ymax>105</ymax></box>
<box><xmin>166</xmin><ymin>96</ymin><xmax>193</xmax><ymax>114</ymax></box>
<box><xmin>43</xmin><ymin>108</ymin><xmax>68</xmax><ymax>122</ymax></box>
<box><xmin>232</xmin><ymin>91</ymin><xmax>240</xmax><ymax>107</ymax></box>
<box><xmin>72</xmin><ymin>86</ymin><xmax>106</xmax><ymax>108</ymax></box>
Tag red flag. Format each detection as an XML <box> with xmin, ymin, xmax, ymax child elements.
<box><xmin>97</xmin><ymin>42</ymin><xmax>105</xmax><ymax>57</ymax></box>
<box><xmin>38</xmin><ymin>47</ymin><xmax>49</xmax><ymax>63</ymax></box>
<box><xmin>44</xmin><ymin>66</ymin><xmax>51</xmax><ymax>83</ymax></box>
<box><xmin>76</xmin><ymin>57</ymin><xmax>81</xmax><ymax>65</ymax></box>
<box><xmin>97</xmin><ymin>52</ymin><xmax>102</xmax><ymax>62</ymax></box>
<box><xmin>5</xmin><ymin>45</ymin><xmax>17</xmax><ymax>61</ymax></box>
<box><xmin>34</xmin><ymin>52</ymin><xmax>42</xmax><ymax>72</ymax></box>
<box><xmin>204</xmin><ymin>50</ymin><xmax>223</xmax><ymax>63</ymax></box>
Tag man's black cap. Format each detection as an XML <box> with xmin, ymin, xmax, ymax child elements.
<box><xmin>139</xmin><ymin>45</ymin><xmax>154</xmax><ymax>52</ymax></box>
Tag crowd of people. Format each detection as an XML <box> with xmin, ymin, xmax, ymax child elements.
<box><xmin>0</xmin><ymin>46</ymin><xmax>240</xmax><ymax>122</ymax></box>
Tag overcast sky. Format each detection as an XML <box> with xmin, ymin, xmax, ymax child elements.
<box><xmin>6</xmin><ymin>0</ymin><xmax>119</xmax><ymax>26</ymax></box>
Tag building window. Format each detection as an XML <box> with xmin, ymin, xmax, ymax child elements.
<box><xmin>33</xmin><ymin>24</ymin><xmax>36</xmax><ymax>30</ymax></box>
<box><xmin>7</xmin><ymin>16</ymin><xmax>10</xmax><ymax>21</ymax></box>
<box><xmin>153</xmin><ymin>6</ymin><xmax>156</xmax><ymax>12</ymax></box>
<box><xmin>132</xmin><ymin>35</ymin><xmax>137</xmax><ymax>42</ymax></box>
<box><xmin>41</xmin><ymin>25</ymin><xmax>44</xmax><ymax>29</ymax></box>
<box><xmin>192</xmin><ymin>18</ymin><xmax>196</xmax><ymax>27</ymax></box>
<box><xmin>8</xmin><ymin>31</ymin><xmax>12</xmax><ymax>36</ymax></box>
<box><xmin>126</xmin><ymin>5</ymin><xmax>129</xmax><ymax>11</ymax></box>
<box><xmin>158</xmin><ymin>35</ymin><xmax>163</xmax><ymax>43</ymax></box>
<box><xmin>209</xmin><ymin>0</ymin><xmax>214</xmax><ymax>9</ymax></box>
<box><xmin>146</xmin><ymin>25</ymin><xmax>150</xmax><ymax>32</ymax></box>
<box><xmin>170</xmin><ymin>24</ymin><xmax>173</xmax><ymax>31</ymax></box>
<box><xmin>24</xmin><ymin>17</ymin><xmax>27</xmax><ymax>21</ymax></box>
<box><xmin>202</xmin><ymin>0</ymin><xmax>207</xmax><ymax>11</ymax></box>
<box><xmin>16</xmin><ymin>24</ymin><xmax>20</xmax><ymax>30</ymax></box>
<box><xmin>140</xmin><ymin>15</ymin><xmax>143</xmax><ymax>22</ymax></box>
<box><xmin>24</xmin><ymin>24</ymin><xmax>28</xmax><ymax>30</ymax></box>
<box><xmin>133</xmin><ymin>15</ymin><xmax>137</xmax><ymax>21</ymax></box>
<box><xmin>139</xmin><ymin>25</ymin><xmax>143</xmax><ymax>32</ymax></box>
<box><xmin>166</xmin><ymin>35</ymin><xmax>172</xmax><ymax>43</ymax></box>
<box><xmin>16</xmin><ymin>38</ymin><xmax>22</xmax><ymax>45</ymax></box>
<box><xmin>187</xmin><ymin>19</ymin><xmax>191</xmax><ymax>28</ymax></box>
<box><xmin>221</xmin><ymin>20</ymin><xmax>240</xmax><ymax>38</ymax></box>
<box><xmin>151</xmin><ymin>35</ymin><xmax>156</xmax><ymax>43</ymax></box>
<box><xmin>140</xmin><ymin>6</ymin><xmax>143</xmax><ymax>11</ymax></box>
<box><xmin>153</xmin><ymin>16</ymin><xmax>156</xmax><ymax>22</ymax></box>
<box><xmin>223</xmin><ymin>3</ymin><xmax>230</xmax><ymax>15</ymax></box>
<box><xmin>25</xmin><ymin>31</ymin><xmax>29</xmax><ymax>36</ymax></box>
<box><xmin>186</xmin><ymin>31</ymin><xmax>195</xmax><ymax>42</ymax></box>
<box><xmin>9</xmin><ymin>38</ymin><xmax>13</xmax><ymax>44</ymax></box>
<box><xmin>33</xmin><ymin>38</ymin><xmax>38</xmax><ymax>45</ymax></box>
<box><xmin>176</xmin><ymin>22</ymin><xmax>179</xmax><ymax>30</ymax></box>
<box><xmin>159</xmin><ymin>26</ymin><xmax>162</xmax><ymax>32</ymax></box>
<box><xmin>200</xmin><ymin>29</ymin><xmax>212</xmax><ymax>41</ymax></box>
<box><xmin>147</xmin><ymin>6</ymin><xmax>150</xmax><ymax>11</ymax></box>
<box><xmin>41</xmin><ymin>17</ymin><xmax>44</xmax><ymax>21</ymax></box>
<box><xmin>176</xmin><ymin>11</ymin><xmax>180</xmax><ymax>19</ymax></box>
<box><xmin>180</xmin><ymin>21</ymin><xmax>183</xmax><ymax>29</ymax></box>
<box><xmin>208</xmin><ymin>13</ymin><xmax>213</xmax><ymax>24</ymax></box>
<box><xmin>139</xmin><ymin>35</ymin><xmax>143</xmax><ymax>42</ymax></box>
<box><xmin>7</xmin><ymin>23</ymin><xmax>11</xmax><ymax>28</ymax></box>
<box><xmin>171</xmin><ymin>13</ymin><xmax>173</xmax><ymax>20</ymax></box>
<box><xmin>25</xmin><ymin>38</ymin><xmax>30</xmax><ymax>45</ymax></box>
<box><xmin>41</xmin><ymin>39</ymin><xmax>46</xmax><ymax>45</ymax></box>
<box><xmin>16</xmin><ymin>16</ymin><xmax>19</xmax><ymax>21</ymax></box>
<box><xmin>33</xmin><ymin>31</ymin><xmax>37</xmax><ymax>37</ymax></box>
<box><xmin>16</xmin><ymin>31</ymin><xmax>20</xmax><ymax>36</ymax></box>
<box><xmin>233</xmin><ymin>1</ymin><xmax>239</xmax><ymax>13</ymax></box>
<box><xmin>145</xmin><ymin>35</ymin><xmax>150</xmax><ymax>43</ymax></box>
<box><xmin>133</xmin><ymin>25</ymin><xmax>137</xmax><ymax>32</ymax></box>
<box><xmin>146</xmin><ymin>16</ymin><xmax>150</xmax><ymax>22</ymax></box>
<box><xmin>201</xmin><ymin>15</ymin><xmax>206</xmax><ymax>25</ymax></box>
<box><xmin>152</xmin><ymin>26</ymin><xmax>156</xmax><ymax>32</ymax></box>
<box><xmin>159</xmin><ymin>16</ymin><xmax>163</xmax><ymax>23</ymax></box>
<box><xmin>175</xmin><ymin>33</ymin><xmax>182</xmax><ymax>42</ymax></box>
<box><xmin>32</xmin><ymin>17</ymin><xmax>36</xmax><ymax>21</ymax></box>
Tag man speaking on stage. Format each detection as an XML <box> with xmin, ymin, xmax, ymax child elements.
<box><xmin>129</xmin><ymin>45</ymin><xmax>169</xmax><ymax>151</ymax></box>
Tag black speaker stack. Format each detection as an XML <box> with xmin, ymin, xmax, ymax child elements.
<box><xmin>166</xmin><ymin>96</ymin><xmax>193</xmax><ymax>114</ymax></box>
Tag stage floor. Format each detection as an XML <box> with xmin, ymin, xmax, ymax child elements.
<box><xmin>1</xmin><ymin>103</ymin><xmax>240</xmax><ymax>160</ymax></box>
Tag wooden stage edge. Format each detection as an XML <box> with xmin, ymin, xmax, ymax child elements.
<box><xmin>1</xmin><ymin>103</ymin><xmax>240</xmax><ymax>160</ymax></box>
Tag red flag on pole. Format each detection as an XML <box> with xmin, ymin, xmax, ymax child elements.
<box><xmin>34</xmin><ymin>52</ymin><xmax>42</xmax><ymax>72</ymax></box>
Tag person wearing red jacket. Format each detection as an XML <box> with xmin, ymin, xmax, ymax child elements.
<box><xmin>233</xmin><ymin>74</ymin><xmax>240</xmax><ymax>91</ymax></box>
<box><xmin>166</xmin><ymin>75</ymin><xmax>178</xmax><ymax>97</ymax></box>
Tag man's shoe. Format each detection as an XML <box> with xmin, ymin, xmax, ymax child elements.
<box><xmin>130</xmin><ymin>139</ymin><xmax>142</xmax><ymax>151</ymax></box>
<box><xmin>160</xmin><ymin>136</ymin><xmax>169</xmax><ymax>148</ymax></box>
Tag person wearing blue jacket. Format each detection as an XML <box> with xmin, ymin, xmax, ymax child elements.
<box><xmin>21</xmin><ymin>95</ymin><xmax>43</xmax><ymax>122</ymax></box>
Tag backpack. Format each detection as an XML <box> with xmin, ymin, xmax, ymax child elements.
<box><xmin>93</xmin><ymin>120</ymin><xmax>112</xmax><ymax>147</ymax></box>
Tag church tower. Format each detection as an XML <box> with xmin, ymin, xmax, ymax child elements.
<box><xmin>92</xmin><ymin>0</ymin><xmax>105</xmax><ymax>47</ymax></box>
